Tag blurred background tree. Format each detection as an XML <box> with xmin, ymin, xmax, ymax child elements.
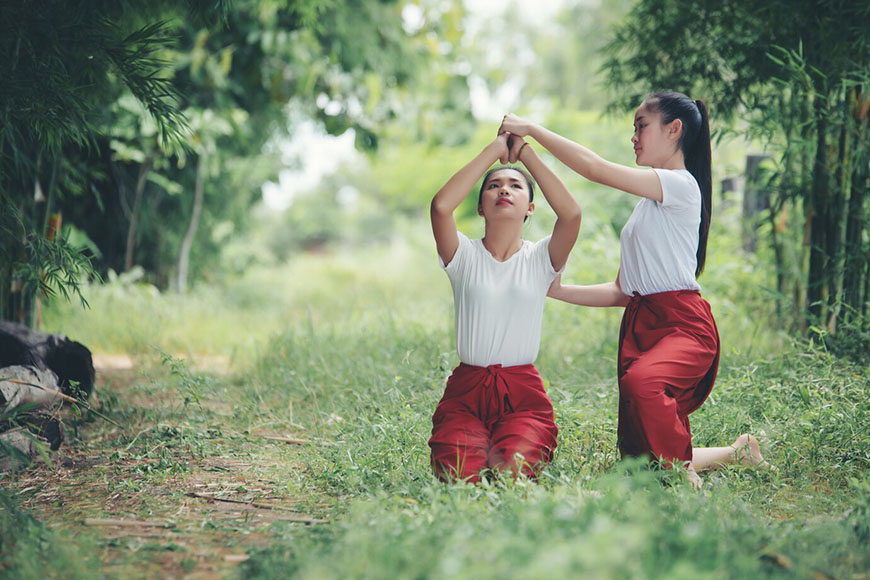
<box><xmin>0</xmin><ymin>0</ymin><xmax>194</xmax><ymax>324</ymax></box>
<box><xmin>1</xmin><ymin>0</ymin><xmax>465</xmax><ymax>323</ymax></box>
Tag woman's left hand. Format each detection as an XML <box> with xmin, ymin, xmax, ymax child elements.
<box><xmin>494</xmin><ymin>132</ymin><xmax>511</xmax><ymax>164</ymax></box>
<box><xmin>499</xmin><ymin>114</ymin><xmax>534</xmax><ymax>138</ymax></box>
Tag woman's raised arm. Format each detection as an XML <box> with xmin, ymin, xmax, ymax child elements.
<box><xmin>515</xmin><ymin>142</ymin><xmax>581</xmax><ymax>272</ymax></box>
<box><xmin>431</xmin><ymin>134</ymin><xmax>509</xmax><ymax>266</ymax></box>
<box><xmin>500</xmin><ymin>114</ymin><xmax>664</xmax><ymax>202</ymax></box>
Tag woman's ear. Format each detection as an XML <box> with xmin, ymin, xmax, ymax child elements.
<box><xmin>478</xmin><ymin>203</ymin><xmax>485</xmax><ymax>216</ymax></box>
<box><xmin>527</xmin><ymin>202</ymin><xmax>535</xmax><ymax>216</ymax></box>
<box><xmin>668</xmin><ymin>118</ymin><xmax>683</xmax><ymax>141</ymax></box>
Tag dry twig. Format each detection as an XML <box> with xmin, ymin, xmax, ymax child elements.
<box><xmin>262</xmin><ymin>435</ymin><xmax>335</xmax><ymax>447</ymax></box>
<box><xmin>186</xmin><ymin>492</ymin><xmax>327</xmax><ymax>523</ymax></box>
<box><xmin>84</xmin><ymin>518</ymin><xmax>171</xmax><ymax>528</ymax></box>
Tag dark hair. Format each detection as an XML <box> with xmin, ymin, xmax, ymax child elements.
<box><xmin>478</xmin><ymin>166</ymin><xmax>535</xmax><ymax>222</ymax></box>
<box><xmin>644</xmin><ymin>91</ymin><xmax>712</xmax><ymax>277</ymax></box>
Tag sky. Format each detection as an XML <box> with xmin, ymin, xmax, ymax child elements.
<box><xmin>261</xmin><ymin>121</ymin><xmax>358</xmax><ymax>212</ymax></box>
<box><xmin>261</xmin><ymin>0</ymin><xmax>569</xmax><ymax>211</ymax></box>
<box><xmin>463</xmin><ymin>0</ymin><xmax>568</xmax><ymax>24</ymax></box>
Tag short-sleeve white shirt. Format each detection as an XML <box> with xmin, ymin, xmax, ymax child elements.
<box><xmin>618</xmin><ymin>168</ymin><xmax>702</xmax><ymax>296</ymax></box>
<box><xmin>441</xmin><ymin>233</ymin><xmax>560</xmax><ymax>367</ymax></box>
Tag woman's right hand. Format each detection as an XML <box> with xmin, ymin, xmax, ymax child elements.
<box><xmin>547</xmin><ymin>273</ymin><xmax>563</xmax><ymax>298</ymax></box>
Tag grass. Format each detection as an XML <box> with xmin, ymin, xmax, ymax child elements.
<box><xmin>3</xmin><ymin>209</ymin><xmax>869</xmax><ymax>578</ymax></box>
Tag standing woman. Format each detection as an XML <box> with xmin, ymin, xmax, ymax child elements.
<box><xmin>500</xmin><ymin>92</ymin><xmax>768</xmax><ymax>487</ymax></box>
<box><xmin>429</xmin><ymin>131</ymin><xmax>581</xmax><ymax>483</ymax></box>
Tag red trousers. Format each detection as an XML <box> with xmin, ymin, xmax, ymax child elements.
<box><xmin>617</xmin><ymin>290</ymin><xmax>720</xmax><ymax>465</ymax></box>
<box><xmin>429</xmin><ymin>363</ymin><xmax>558</xmax><ymax>483</ymax></box>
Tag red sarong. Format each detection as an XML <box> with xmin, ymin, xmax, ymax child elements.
<box><xmin>617</xmin><ymin>290</ymin><xmax>720</xmax><ymax>465</ymax></box>
<box><xmin>429</xmin><ymin>363</ymin><xmax>558</xmax><ymax>483</ymax></box>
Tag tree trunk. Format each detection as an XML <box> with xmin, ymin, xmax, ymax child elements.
<box><xmin>33</xmin><ymin>156</ymin><xmax>61</xmax><ymax>330</ymax></box>
<box><xmin>767</xmin><ymin>199</ymin><xmax>785</xmax><ymax>319</ymax></box>
<box><xmin>124</xmin><ymin>151</ymin><xmax>155</xmax><ymax>273</ymax></box>
<box><xmin>825</xmin><ymin>93</ymin><xmax>850</xmax><ymax>332</ymax></box>
<box><xmin>792</xmin><ymin>94</ymin><xmax>814</xmax><ymax>332</ymax></box>
<box><xmin>840</xmin><ymin>90</ymin><xmax>868</xmax><ymax>325</ymax></box>
<box><xmin>175</xmin><ymin>154</ymin><xmax>206</xmax><ymax>294</ymax></box>
<box><xmin>807</xmin><ymin>100</ymin><xmax>829</xmax><ymax>326</ymax></box>
<box><xmin>863</xmin><ymin>259</ymin><xmax>870</xmax><ymax>319</ymax></box>
<box><xmin>742</xmin><ymin>154</ymin><xmax>771</xmax><ymax>252</ymax></box>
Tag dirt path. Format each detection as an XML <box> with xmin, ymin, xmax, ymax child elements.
<box><xmin>5</xmin><ymin>356</ymin><xmax>330</xmax><ymax>579</ymax></box>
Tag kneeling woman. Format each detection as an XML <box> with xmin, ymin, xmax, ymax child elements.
<box><xmin>501</xmin><ymin>92</ymin><xmax>769</xmax><ymax>488</ymax></box>
<box><xmin>429</xmin><ymin>132</ymin><xmax>581</xmax><ymax>483</ymax></box>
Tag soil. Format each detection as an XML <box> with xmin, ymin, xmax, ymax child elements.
<box><xmin>4</xmin><ymin>355</ymin><xmax>330</xmax><ymax>579</ymax></box>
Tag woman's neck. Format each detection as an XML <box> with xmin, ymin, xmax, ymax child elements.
<box><xmin>482</xmin><ymin>222</ymin><xmax>524</xmax><ymax>262</ymax></box>
<box><xmin>655</xmin><ymin>148</ymin><xmax>686</xmax><ymax>170</ymax></box>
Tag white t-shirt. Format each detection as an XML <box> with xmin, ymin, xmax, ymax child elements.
<box><xmin>618</xmin><ymin>168</ymin><xmax>702</xmax><ymax>296</ymax></box>
<box><xmin>441</xmin><ymin>233</ymin><xmax>560</xmax><ymax>367</ymax></box>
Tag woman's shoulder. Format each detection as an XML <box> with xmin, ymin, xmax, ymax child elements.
<box><xmin>524</xmin><ymin>235</ymin><xmax>554</xmax><ymax>259</ymax></box>
<box><xmin>524</xmin><ymin>234</ymin><xmax>551</xmax><ymax>247</ymax></box>
<box><xmin>654</xmin><ymin>167</ymin><xmax>697</xmax><ymax>185</ymax></box>
<box><xmin>653</xmin><ymin>168</ymin><xmax>700</xmax><ymax>209</ymax></box>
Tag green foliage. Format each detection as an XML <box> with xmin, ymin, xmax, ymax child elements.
<box><xmin>2</xmin><ymin>0</ymin><xmax>465</xmax><ymax>316</ymax></box>
<box><xmin>0</xmin><ymin>202</ymin><xmax>97</xmax><ymax>325</ymax></box>
<box><xmin>0</xmin><ymin>490</ymin><xmax>101</xmax><ymax>579</ymax></box>
<box><xmin>0</xmin><ymin>0</ymin><xmax>191</xmax><ymax>322</ymax></box>
<box><xmin>0</xmin><ymin>1</ymin><xmax>188</xmax><ymax>161</ymax></box>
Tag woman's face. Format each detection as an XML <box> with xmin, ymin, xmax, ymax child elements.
<box><xmin>631</xmin><ymin>103</ymin><xmax>679</xmax><ymax>167</ymax></box>
<box><xmin>478</xmin><ymin>169</ymin><xmax>534</xmax><ymax>222</ymax></box>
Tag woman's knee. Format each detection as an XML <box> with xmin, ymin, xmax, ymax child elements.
<box><xmin>430</xmin><ymin>442</ymin><xmax>487</xmax><ymax>482</ymax></box>
<box><xmin>619</xmin><ymin>366</ymin><xmax>664</xmax><ymax>401</ymax></box>
<box><xmin>489</xmin><ymin>419</ymin><xmax>557</xmax><ymax>472</ymax></box>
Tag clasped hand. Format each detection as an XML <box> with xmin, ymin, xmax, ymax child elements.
<box><xmin>496</xmin><ymin>113</ymin><xmax>533</xmax><ymax>164</ymax></box>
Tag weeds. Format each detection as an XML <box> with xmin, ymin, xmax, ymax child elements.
<box><xmin>0</xmin><ymin>490</ymin><xmax>100</xmax><ymax>579</ymax></box>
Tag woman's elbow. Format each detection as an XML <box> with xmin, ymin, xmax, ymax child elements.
<box><xmin>568</xmin><ymin>205</ymin><xmax>582</xmax><ymax>225</ymax></box>
<box><xmin>558</xmin><ymin>207</ymin><xmax>582</xmax><ymax>232</ymax></box>
<box><xmin>430</xmin><ymin>197</ymin><xmax>451</xmax><ymax>217</ymax></box>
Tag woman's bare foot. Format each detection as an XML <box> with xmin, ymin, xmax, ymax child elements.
<box><xmin>731</xmin><ymin>434</ymin><xmax>773</xmax><ymax>470</ymax></box>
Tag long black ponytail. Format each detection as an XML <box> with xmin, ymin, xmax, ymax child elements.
<box><xmin>645</xmin><ymin>92</ymin><xmax>712</xmax><ymax>276</ymax></box>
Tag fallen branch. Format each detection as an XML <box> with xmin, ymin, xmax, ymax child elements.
<box><xmin>5</xmin><ymin>379</ymin><xmax>77</xmax><ymax>403</ymax></box>
<box><xmin>84</xmin><ymin>518</ymin><xmax>170</xmax><ymax>528</ymax></box>
<box><xmin>262</xmin><ymin>435</ymin><xmax>335</xmax><ymax>447</ymax></box>
<box><xmin>185</xmin><ymin>492</ymin><xmax>327</xmax><ymax>523</ymax></box>
<box><xmin>3</xmin><ymin>376</ymin><xmax>123</xmax><ymax>430</ymax></box>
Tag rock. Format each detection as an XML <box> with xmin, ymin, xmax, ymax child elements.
<box><xmin>0</xmin><ymin>322</ymin><xmax>94</xmax><ymax>398</ymax></box>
